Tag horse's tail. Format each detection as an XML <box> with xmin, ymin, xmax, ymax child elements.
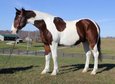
<box><xmin>97</xmin><ymin>35</ymin><xmax>102</xmax><ymax>61</ymax></box>
<box><xmin>96</xmin><ymin>24</ymin><xmax>102</xmax><ymax>61</ymax></box>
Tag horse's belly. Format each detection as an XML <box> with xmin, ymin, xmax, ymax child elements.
<box><xmin>59</xmin><ymin>27</ymin><xmax>79</xmax><ymax>46</ymax></box>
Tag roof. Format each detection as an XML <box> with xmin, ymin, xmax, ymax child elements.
<box><xmin>0</xmin><ymin>34</ymin><xmax>19</xmax><ymax>38</ymax></box>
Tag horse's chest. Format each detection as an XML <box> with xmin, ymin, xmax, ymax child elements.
<box><xmin>59</xmin><ymin>24</ymin><xmax>80</xmax><ymax>46</ymax></box>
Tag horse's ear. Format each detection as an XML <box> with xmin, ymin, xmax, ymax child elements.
<box><xmin>21</xmin><ymin>8</ymin><xmax>26</xmax><ymax>15</ymax></box>
<box><xmin>15</xmin><ymin>8</ymin><xmax>21</xmax><ymax>15</ymax></box>
<box><xmin>15</xmin><ymin>8</ymin><xmax>20</xmax><ymax>12</ymax></box>
<box><xmin>21</xmin><ymin>8</ymin><xmax>26</xmax><ymax>12</ymax></box>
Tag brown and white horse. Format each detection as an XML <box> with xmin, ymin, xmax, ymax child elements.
<box><xmin>11</xmin><ymin>8</ymin><xmax>101</xmax><ymax>75</ymax></box>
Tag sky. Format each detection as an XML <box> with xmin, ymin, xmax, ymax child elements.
<box><xmin>0</xmin><ymin>0</ymin><xmax>115</xmax><ymax>37</ymax></box>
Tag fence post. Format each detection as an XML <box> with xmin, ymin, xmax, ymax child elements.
<box><xmin>10</xmin><ymin>49</ymin><xmax>11</xmax><ymax>54</ymax></box>
<box><xmin>2</xmin><ymin>49</ymin><xmax>4</xmax><ymax>54</ymax></box>
<box><xmin>63</xmin><ymin>52</ymin><xmax>64</xmax><ymax>57</ymax></box>
<box><xmin>35</xmin><ymin>51</ymin><xmax>37</xmax><ymax>56</ymax></box>
<box><xmin>27</xmin><ymin>50</ymin><xmax>28</xmax><ymax>55</ymax></box>
<box><xmin>18</xmin><ymin>49</ymin><xmax>20</xmax><ymax>55</ymax></box>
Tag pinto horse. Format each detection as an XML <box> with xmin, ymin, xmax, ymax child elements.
<box><xmin>11</xmin><ymin>8</ymin><xmax>101</xmax><ymax>75</ymax></box>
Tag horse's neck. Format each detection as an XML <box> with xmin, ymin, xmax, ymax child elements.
<box><xmin>34</xmin><ymin>10</ymin><xmax>54</xmax><ymax>19</ymax></box>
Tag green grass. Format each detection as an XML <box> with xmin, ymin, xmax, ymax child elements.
<box><xmin>15</xmin><ymin>42</ymin><xmax>44</xmax><ymax>51</ymax></box>
<box><xmin>101</xmin><ymin>38</ymin><xmax>115</xmax><ymax>55</ymax></box>
<box><xmin>0</xmin><ymin>55</ymin><xmax>115</xmax><ymax>84</ymax></box>
<box><xmin>0</xmin><ymin>41</ymin><xmax>44</xmax><ymax>51</ymax></box>
<box><xmin>59</xmin><ymin>38</ymin><xmax>115</xmax><ymax>56</ymax></box>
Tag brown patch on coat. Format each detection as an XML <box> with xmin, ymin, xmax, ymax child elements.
<box><xmin>44</xmin><ymin>44</ymin><xmax>51</xmax><ymax>55</ymax></box>
<box><xmin>34</xmin><ymin>20</ymin><xmax>53</xmax><ymax>45</ymax></box>
<box><xmin>76</xmin><ymin>19</ymin><xmax>98</xmax><ymax>49</ymax></box>
<box><xmin>25</xmin><ymin>10</ymin><xmax>36</xmax><ymax>19</ymax></box>
<box><xmin>53</xmin><ymin>17</ymin><xmax>66</xmax><ymax>32</ymax></box>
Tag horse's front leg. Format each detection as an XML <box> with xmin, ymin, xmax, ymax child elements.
<box><xmin>50</xmin><ymin>42</ymin><xmax>58</xmax><ymax>75</ymax></box>
<box><xmin>41</xmin><ymin>44</ymin><xmax>51</xmax><ymax>74</ymax></box>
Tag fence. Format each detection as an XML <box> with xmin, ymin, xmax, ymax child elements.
<box><xmin>0</xmin><ymin>49</ymin><xmax>115</xmax><ymax>60</ymax></box>
<box><xmin>0</xmin><ymin>49</ymin><xmax>44</xmax><ymax>56</ymax></box>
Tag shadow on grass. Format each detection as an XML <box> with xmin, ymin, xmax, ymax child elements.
<box><xmin>0</xmin><ymin>65</ymin><xmax>38</xmax><ymax>74</ymax></box>
<box><xmin>98</xmin><ymin>64</ymin><xmax>115</xmax><ymax>73</ymax></box>
<box><xmin>59</xmin><ymin>64</ymin><xmax>84</xmax><ymax>74</ymax></box>
<box><xmin>60</xmin><ymin>64</ymin><xmax>115</xmax><ymax>74</ymax></box>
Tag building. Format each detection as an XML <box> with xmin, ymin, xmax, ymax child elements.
<box><xmin>0</xmin><ymin>34</ymin><xmax>19</xmax><ymax>41</ymax></box>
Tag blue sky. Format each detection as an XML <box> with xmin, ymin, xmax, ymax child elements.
<box><xmin>0</xmin><ymin>0</ymin><xmax>115</xmax><ymax>37</ymax></box>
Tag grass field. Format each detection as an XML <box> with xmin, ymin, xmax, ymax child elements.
<box><xmin>0</xmin><ymin>38</ymin><xmax>115</xmax><ymax>84</ymax></box>
<box><xmin>0</xmin><ymin>55</ymin><xmax>115</xmax><ymax>84</ymax></box>
<box><xmin>59</xmin><ymin>38</ymin><xmax>115</xmax><ymax>56</ymax></box>
<box><xmin>0</xmin><ymin>41</ymin><xmax>44</xmax><ymax>51</ymax></box>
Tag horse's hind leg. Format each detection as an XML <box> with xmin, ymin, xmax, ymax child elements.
<box><xmin>82</xmin><ymin>41</ymin><xmax>91</xmax><ymax>73</ymax></box>
<box><xmin>91</xmin><ymin>44</ymin><xmax>99</xmax><ymax>75</ymax></box>
<box><xmin>86</xmin><ymin>38</ymin><xmax>99</xmax><ymax>75</ymax></box>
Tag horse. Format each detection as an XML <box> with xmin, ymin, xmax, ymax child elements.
<box><xmin>11</xmin><ymin>8</ymin><xmax>101</xmax><ymax>75</ymax></box>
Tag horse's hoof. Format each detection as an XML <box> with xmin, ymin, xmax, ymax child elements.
<box><xmin>91</xmin><ymin>71</ymin><xmax>96</xmax><ymax>75</ymax></box>
<box><xmin>82</xmin><ymin>69</ymin><xmax>87</xmax><ymax>73</ymax></box>
<box><xmin>51</xmin><ymin>73</ymin><xmax>57</xmax><ymax>76</ymax></box>
<box><xmin>41</xmin><ymin>71</ymin><xmax>46</xmax><ymax>74</ymax></box>
<box><xmin>51</xmin><ymin>69</ymin><xmax>58</xmax><ymax>75</ymax></box>
<box><xmin>41</xmin><ymin>69</ymin><xmax>49</xmax><ymax>74</ymax></box>
<box><xmin>51</xmin><ymin>71</ymin><xmax>57</xmax><ymax>75</ymax></box>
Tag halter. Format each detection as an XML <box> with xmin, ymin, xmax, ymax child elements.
<box><xmin>16</xmin><ymin>9</ymin><xmax>24</xmax><ymax>30</ymax></box>
<box><xmin>17</xmin><ymin>14</ymin><xmax>23</xmax><ymax>29</ymax></box>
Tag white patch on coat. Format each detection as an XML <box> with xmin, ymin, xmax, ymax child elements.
<box><xmin>11</xmin><ymin>23</ymin><xmax>17</xmax><ymax>34</ymax></box>
<box><xmin>91</xmin><ymin>44</ymin><xmax>99</xmax><ymax>75</ymax></box>
<box><xmin>41</xmin><ymin>53</ymin><xmax>51</xmax><ymax>74</ymax></box>
<box><xmin>59</xmin><ymin>20</ymin><xmax>80</xmax><ymax>46</ymax></box>
<box><xmin>82</xmin><ymin>41</ymin><xmax>91</xmax><ymax>73</ymax></box>
<box><xmin>50</xmin><ymin>42</ymin><xmax>58</xmax><ymax>75</ymax></box>
<box><xmin>27</xmin><ymin>10</ymin><xmax>55</xmax><ymax>24</ymax></box>
<box><xmin>44</xmin><ymin>17</ymin><xmax>60</xmax><ymax>42</ymax></box>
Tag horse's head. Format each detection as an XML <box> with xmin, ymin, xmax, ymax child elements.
<box><xmin>11</xmin><ymin>8</ymin><xmax>28</xmax><ymax>34</ymax></box>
